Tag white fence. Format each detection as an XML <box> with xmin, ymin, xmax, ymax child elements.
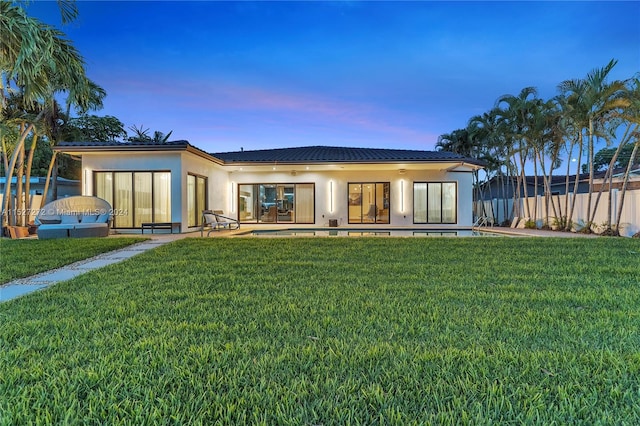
<box><xmin>476</xmin><ymin>189</ymin><xmax>639</xmax><ymax>237</ymax></box>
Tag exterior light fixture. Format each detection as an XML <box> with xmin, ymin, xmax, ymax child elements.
<box><xmin>230</xmin><ymin>181</ymin><xmax>235</xmax><ymax>213</ymax></box>
<box><xmin>329</xmin><ymin>180</ymin><xmax>334</xmax><ymax>213</ymax></box>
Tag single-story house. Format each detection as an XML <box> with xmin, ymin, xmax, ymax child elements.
<box><xmin>54</xmin><ymin>141</ymin><xmax>484</xmax><ymax>233</ymax></box>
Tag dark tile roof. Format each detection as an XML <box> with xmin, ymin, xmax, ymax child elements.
<box><xmin>57</xmin><ymin>140</ymin><xmax>191</xmax><ymax>148</ymax></box>
<box><xmin>212</xmin><ymin>145</ymin><xmax>483</xmax><ymax>165</ymax></box>
<box><xmin>56</xmin><ymin>142</ymin><xmax>484</xmax><ymax>166</ymax></box>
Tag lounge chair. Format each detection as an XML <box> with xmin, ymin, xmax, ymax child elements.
<box><xmin>35</xmin><ymin>196</ymin><xmax>112</xmax><ymax>239</ymax></box>
<box><xmin>201</xmin><ymin>210</ymin><xmax>240</xmax><ymax>236</ymax></box>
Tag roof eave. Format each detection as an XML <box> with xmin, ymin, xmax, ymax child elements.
<box><xmin>54</xmin><ymin>143</ymin><xmax>223</xmax><ymax>165</ymax></box>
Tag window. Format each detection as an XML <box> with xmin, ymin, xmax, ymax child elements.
<box><xmin>238</xmin><ymin>183</ymin><xmax>314</xmax><ymax>224</ymax></box>
<box><xmin>94</xmin><ymin>171</ymin><xmax>171</xmax><ymax>228</ymax></box>
<box><xmin>413</xmin><ymin>182</ymin><xmax>457</xmax><ymax>224</ymax></box>
<box><xmin>348</xmin><ymin>182</ymin><xmax>390</xmax><ymax>224</ymax></box>
<box><xmin>187</xmin><ymin>174</ymin><xmax>207</xmax><ymax>227</ymax></box>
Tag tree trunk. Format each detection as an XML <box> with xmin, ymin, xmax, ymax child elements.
<box><xmin>537</xmin><ymin>148</ymin><xmax>558</xmax><ymax>227</ymax></box>
<box><xmin>16</xmin><ymin>144</ymin><xmax>25</xmax><ymax>226</ymax></box>
<box><xmin>41</xmin><ymin>151</ymin><xmax>58</xmax><ymax>208</ymax></box>
<box><xmin>2</xmin><ymin>119</ymin><xmax>38</xmax><ymax>227</ymax></box>
<box><xmin>1</xmin><ymin>136</ymin><xmax>9</xmax><ymax>176</ymax></box>
<box><xmin>24</xmin><ymin>133</ymin><xmax>39</xmax><ymax>225</ymax></box>
<box><xmin>517</xmin><ymin>148</ymin><xmax>531</xmax><ymax>219</ymax></box>
<box><xmin>52</xmin><ymin>156</ymin><xmax>59</xmax><ymax>201</ymax></box>
<box><xmin>562</xmin><ymin>139</ymin><xmax>576</xmax><ymax>223</ymax></box>
<box><xmin>588</xmin><ymin>140</ymin><xmax>626</xmax><ymax>228</ymax></box>
<box><xmin>532</xmin><ymin>152</ymin><xmax>539</xmax><ymax>224</ymax></box>
<box><xmin>566</xmin><ymin>134</ymin><xmax>584</xmax><ymax>231</ymax></box>
<box><xmin>585</xmin><ymin>121</ymin><xmax>595</xmax><ymax>231</ymax></box>
<box><xmin>614</xmin><ymin>140</ymin><xmax>639</xmax><ymax>236</ymax></box>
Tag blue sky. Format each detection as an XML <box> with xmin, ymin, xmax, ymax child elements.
<box><xmin>30</xmin><ymin>1</ymin><xmax>640</xmax><ymax>153</ymax></box>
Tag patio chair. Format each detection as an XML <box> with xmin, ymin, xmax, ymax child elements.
<box><xmin>35</xmin><ymin>196</ymin><xmax>112</xmax><ymax>239</ymax></box>
<box><xmin>201</xmin><ymin>210</ymin><xmax>240</xmax><ymax>236</ymax></box>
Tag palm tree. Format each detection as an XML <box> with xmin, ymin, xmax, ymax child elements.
<box><xmin>558</xmin><ymin>59</ymin><xmax>629</xmax><ymax>232</ymax></box>
<box><xmin>467</xmin><ymin>111</ymin><xmax>509</xmax><ymax>223</ymax></box>
<box><xmin>128</xmin><ymin>125</ymin><xmax>173</xmax><ymax>143</ymax></box>
<box><xmin>1</xmin><ymin>1</ymin><xmax>97</xmax><ymax>229</ymax></box>
<box><xmin>494</xmin><ymin>87</ymin><xmax>540</xmax><ymax>221</ymax></box>
<box><xmin>613</xmin><ymin>75</ymin><xmax>640</xmax><ymax>235</ymax></box>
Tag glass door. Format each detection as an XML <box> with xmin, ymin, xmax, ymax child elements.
<box><xmin>348</xmin><ymin>182</ymin><xmax>390</xmax><ymax>224</ymax></box>
<box><xmin>239</xmin><ymin>183</ymin><xmax>314</xmax><ymax>224</ymax></box>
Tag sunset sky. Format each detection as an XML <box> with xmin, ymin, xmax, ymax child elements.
<box><xmin>30</xmin><ymin>1</ymin><xmax>640</xmax><ymax>153</ymax></box>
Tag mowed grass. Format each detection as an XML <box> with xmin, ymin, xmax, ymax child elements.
<box><xmin>0</xmin><ymin>237</ymin><xmax>639</xmax><ymax>424</ymax></box>
<box><xmin>0</xmin><ymin>237</ymin><xmax>147</xmax><ymax>284</ymax></box>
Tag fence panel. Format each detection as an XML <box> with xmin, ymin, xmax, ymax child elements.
<box><xmin>490</xmin><ymin>189</ymin><xmax>640</xmax><ymax>237</ymax></box>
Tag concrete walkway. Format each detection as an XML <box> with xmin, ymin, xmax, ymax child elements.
<box><xmin>0</xmin><ymin>233</ymin><xmax>196</xmax><ymax>303</ymax></box>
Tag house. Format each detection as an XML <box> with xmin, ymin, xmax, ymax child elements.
<box><xmin>54</xmin><ymin>141</ymin><xmax>484</xmax><ymax>232</ymax></box>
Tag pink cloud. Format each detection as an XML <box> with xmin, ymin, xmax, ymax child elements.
<box><xmin>99</xmin><ymin>73</ymin><xmax>438</xmax><ymax>147</ymax></box>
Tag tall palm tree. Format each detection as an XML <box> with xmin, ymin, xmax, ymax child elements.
<box><xmin>613</xmin><ymin>75</ymin><xmax>640</xmax><ymax>235</ymax></box>
<box><xmin>1</xmin><ymin>1</ymin><xmax>96</xmax><ymax>228</ymax></box>
<box><xmin>558</xmin><ymin>59</ymin><xmax>629</xmax><ymax>231</ymax></box>
<box><xmin>494</xmin><ymin>87</ymin><xmax>540</xmax><ymax>221</ymax></box>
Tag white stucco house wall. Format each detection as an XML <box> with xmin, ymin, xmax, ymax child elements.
<box><xmin>56</xmin><ymin>141</ymin><xmax>484</xmax><ymax>233</ymax></box>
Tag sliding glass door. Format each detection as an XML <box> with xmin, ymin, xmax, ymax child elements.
<box><xmin>238</xmin><ymin>183</ymin><xmax>314</xmax><ymax>224</ymax></box>
<box><xmin>94</xmin><ymin>171</ymin><xmax>171</xmax><ymax>229</ymax></box>
<box><xmin>413</xmin><ymin>182</ymin><xmax>457</xmax><ymax>224</ymax></box>
<box><xmin>348</xmin><ymin>182</ymin><xmax>390</xmax><ymax>224</ymax></box>
<box><xmin>187</xmin><ymin>174</ymin><xmax>207</xmax><ymax>228</ymax></box>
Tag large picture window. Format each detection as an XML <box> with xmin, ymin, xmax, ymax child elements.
<box><xmin>348</xmin><ymin>182</ymin><xmax>390</xmax><ymax>224</ymax></box>
<box><xmin>94</xmin><ymin>171</ymin><xmax>171</xmax><ymax>228</ymax></box>
<box><xmin>413</xmin><ymin>182</ymin><xmax>457</xmax><ymax>224</ymax></box>
<box><xmin>238</xmin><ymin>183</ymin><xmax>314</xmax><ymax>224</ymax></box>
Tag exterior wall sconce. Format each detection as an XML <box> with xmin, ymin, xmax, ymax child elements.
<box><xmin>329</xmin><ymin>180</ymin><xmax>334</xmax><ymax>213</ymax></box>
<box><xmin>230</xmin><ymin>181</ymin><xmax>235</xmax><ymax>213</ymax></box>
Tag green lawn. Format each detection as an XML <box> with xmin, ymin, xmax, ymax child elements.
<box><xmin>0</xmin><ymin>237</ymin><xmax>146</xmax><ymax>284</ymax></box>
<box><xmin>1</xmin><ymin>238</ymin><xmax>639</xmax><ymax>424</ymax></box>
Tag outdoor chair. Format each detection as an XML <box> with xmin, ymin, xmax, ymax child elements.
<box><xmin>201</xmin><ymin>210</ymin><xmax>240</xmax><ymax>236</ymax></box>
<box><xmin>35</xmin><ymin>196</ymin><xmax>112</xmax><ymax>239</ymax></box>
